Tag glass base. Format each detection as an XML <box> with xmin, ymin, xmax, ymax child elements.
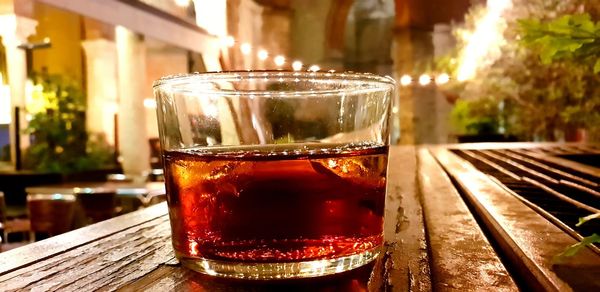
<box><xmin>176</xmin><ymin>248</ymin><xmax>380</xmax><ymax>280</ymax></box>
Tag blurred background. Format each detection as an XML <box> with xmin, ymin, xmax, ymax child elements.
<box><xmin>0</xmin><ymin>0</ymin><xmax>597</xmax><ymax>179</ymax></box>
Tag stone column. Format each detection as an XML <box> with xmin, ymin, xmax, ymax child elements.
<box><xmin>81</xmin><ymin>38</ymin><xmax>118</xmax><ymax>146</ymax></box>
<box><xmin>115</xmin><ymin>26</ymin><xmax>150</xmax><ymax>175</ymax></box>
<box><xmin>0</xmin><ymin>14</ymin><xmax>37</xmax><ymax>167</ymax></box>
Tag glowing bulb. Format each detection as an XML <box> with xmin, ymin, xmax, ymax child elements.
<box><xmin>274</xmin><ymin>55</ymin><xmax>285</xmax><ymax>66</ymax></box>
<box><xmin>174</xmin><ymin>0</ymin><xmax>189</xmax><ymax>7</ymax></box>
<box><xmin>308</xmin><ymin>65</ymin><xmax>320</xmax><ymax>72</ymax></box>
<box><xmin>240</xmin><ymin>43</ymin><xmax>251</xmax><ymax>55</ymax></box>
<box><xmin>107</xmin><ymin>102</ymin><xmax>119</xmax><ymax>114</ymax></box>
<box><xmin>435</xmin><ymin>73</ymin><xmax>450</xmax><ymax>85</ymax></box>
<box><xmin>419</xmin><ymin>74</ymin><xmax>431</xmax><ymax>86</ymax></box>
<box><xmin>257</xmin><ymin>49</ymin><xmax>268</xmax><ymax>61</ymax></box>
<box><xmin>400</xmin><ymin>75</ymin><xmax>412</xmax><ymax>86</ymax></box>
<box><xmin>143</xmin><ymin>98</ymin><xmax>157</xmax><ymax>109</ymax></box>
<box><xmin>292</xmin><ymin>61</ymin><xmax>303</xmax><ymax>71</ymax></box>
<box><xmin>223</xmin><ymin>36</ymin><xmax>235</xmax><ymax>47</ymax></box>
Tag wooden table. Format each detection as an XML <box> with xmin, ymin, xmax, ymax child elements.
<box><xmin>0</xmin><ymin>146</ymin><xmax>517</xmax><ymax>291</ymax></box>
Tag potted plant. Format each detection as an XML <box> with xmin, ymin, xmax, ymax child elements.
<box><xmin>23</xmin><ymin>71</ymin><xmax>116</xmax><ymax>177</ymax></box>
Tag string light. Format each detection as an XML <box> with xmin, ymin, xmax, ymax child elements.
<box><xmin>174</xmin><ymin>0</ymin><xmax>190</xmax><ymax>7</ymax></box>
<box><xmin>400</xmin><ymin>75</ymin><xmax>412</xmax><ymax>86</ymax></box>
<box><xmin>419</xmin><ymin>74</ymin><xmax>431</xmax><ymax>86</ymax></box>
<box><xmin>224</xmin><ymin>36</ymin><xmax>235</xmax><ymax>47</ymax></box>
<box><xmin>240</xmin><ymin>43</ymin><xmax>251</xmax><ymax>55</ymax></box>
<box><xmin>274</xmin><ymin>55</ymin><xmax>285</xmax><ymax>67</ymax></box>
<box><xmin>143</xmin><ymin>98</ymin><xmax>157</xmax><ymax>109</ymax></box>
<box><xmin>435</xmin><ymin>73</ymin><xmax>450</xmax><ymax>85</ymax></box>
<box><xmin>220</xmin><ymin>35</ymin><xmax>451</xmax><ymax>87</ymax></box>
<box><xmin>257</xmin><ymin>49</ymin><xmax>268</xmax><ymax>61</ymax></box>
<box><xmin>292</xmin><ymin>61</ymin><xmax>303</xmax><ymax>71</ymax></box>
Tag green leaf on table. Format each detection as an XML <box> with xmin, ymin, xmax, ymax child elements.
<box><xmin>553</xmin><ymin>233</ymin><xmax>600</xmax><ymax>264</ymax></box>
<box><xmin>577</xmin><ymin>212</ymin><xmax>600</xmax><ymax>227</ymax></box>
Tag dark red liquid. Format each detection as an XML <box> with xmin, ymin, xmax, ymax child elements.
<box><xmin>164</xmin><ymin>143</ymin><xmax>387</xmax><ymax>263</ymax></box>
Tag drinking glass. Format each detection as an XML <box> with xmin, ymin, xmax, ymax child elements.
<box><xmin>153</xmin><ymin>71</ymin><xmax>395</xmax><ymax>279</ymax></box>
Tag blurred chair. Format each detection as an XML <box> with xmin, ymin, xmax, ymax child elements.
<box><xmin>74</xmin><ymin>188</ymin><xmax>117</xmax><ymax>224</ymax></box>
<box><xmin>106</xmin><ymin>174</ymin><xmax>144</xmax><ymax>214</ymax></box>
<box><xmin>27</xmin><ymin>193</ymin><xmax>76</xmax><ymax>241</ymax></box>
<box><xmin>0</xmin><ymin>191</ymin><xmax>30</xmax><ymax>243</ymax></box>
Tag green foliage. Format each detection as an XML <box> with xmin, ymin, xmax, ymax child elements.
<box><xmin>23</xmin><ymin>72</ymin><xmax>116</xmax><ymax>173</ymax></box>
<box><xmin>519</xmin><ymin>13</ymin><xmax>600</xmax><ymax>72</ymax></box>
<box><xmin>577</xmin><ymin>212</ymin><xmax>600</xmax><ymax>226</ymax></box>
<box><xmin>553</xmin><ymin>212</ymin><xmax>600</xmax><ymax>263</ymax></box>
<box><xmin>450</xmin><ymin>99</ymin><xmax>501</xmax><ymax>135</ymax></box>
<box><xmin>553</xmin><ymin>233</ymin><xmax>600</xmax><ymax>263</ymax></box>
<box><xmin>439</xmin><ymin>1</ymin><xmax>600</xmax><ymax>141</ymax></box>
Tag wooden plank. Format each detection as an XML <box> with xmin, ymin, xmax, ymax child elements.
<box><xmin>431</xmin><ymin>147</ymin><xmax>600</xmax><ymax>291</ymax></box>
<box><xmin>0</xmin><ymin>215</ymin><xmax>173</xmax><ymax>291</ymax></box>
<box><xmin>417</xmin><ymin>148</ymin><xmax>517</xmax><ymax>291</ymax></box>
<box><xmin>382</xmin><ymin>146</ymin><xmax>432</xmax><ymax>291</ymax></box>
<box><xmin>0</xmin><ymin>203</ymin><xmax>168</xmax><ymax>275</ymax></box>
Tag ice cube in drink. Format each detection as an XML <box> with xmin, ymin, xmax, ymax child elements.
<box><xmin>164</xmin><ymin>143</ymin><xmax>387</xmax><ymax>265</ymax></box>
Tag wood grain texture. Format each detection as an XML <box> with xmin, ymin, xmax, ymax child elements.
<box><xmin>0</xmin><ymin>146</ymin><xmax>433</xmax><ymax>291</ymax></box>
<box><xmin>431</xmin><ymin>147</ymin><xmax>600</xmax><ymax>291</ymax></box>
<box><xmin>382</xmin><ymin>146</ymin><xmax>432</xmax><ymax>291</ymax></box>
<box><xmin>417</xmin><ymin>148</ymin><xmax>517</xmax><ymax>291</ymax></box>
<box><xmin>0</xmin><ymin>203</ymin><xmax>168</xmax><ymax>275</ymax></box>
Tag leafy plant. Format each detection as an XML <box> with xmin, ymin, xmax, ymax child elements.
<box><xmin>438</xmin><ymin>1</ymin><xmax>600</xmax><ymax>141</ymax></box>
<box><xmin>450</xmin><ymin>98</ymin><xmax>502</xmax><ymax>136</ymax></box>
<box><xmin>519</xmin><ymin>14</ymin><xmax>600</xmax><ymax>72</ymax></box>
<box><xmin>553</xmin><ymin>212</ymin><xmax>600</xmax><ymax>263</ymax></box>
<box><xmin>23</xmin><ymin>71</ymin><xmax>116</xmax><ymax>173</ymax></box>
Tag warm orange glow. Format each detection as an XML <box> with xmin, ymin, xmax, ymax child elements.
<box><xmin>175</xmin><ymin>0</ymin><xmax>190</xmax><ymax>8</ymax></box>
<box><xmin>257</xmin><ymin>49</ymin><xmax>268</xmax><ymax>61</ymax></box>
<box><xmin>240</xmin><ymin>43</ymin><xmax>251</xmax><ymax>55</ymax></box>
<box><xmin>418</xmin><ymin>74</ymin><xmax>431</xmax><ymax>86</ymax></box>
<box><xmin>193</xmin><ymin>0</ymin><xmax>227</xmax><ymax>36</ymax></box>
<box><xmin>400</xmin><ymin>75</ymin><xmax>412</xmax><ymax>86</ymax></box>
<box><xmin>274</xmin><ymin>55</ymin><xmax>285</xmax><ymax>66</ymax></box>
<box><xmin>292</xmin><ymin>61</ymin><xmax>303</xmax><ymax>71</ymax></box>
<box><xmin>456</xmin><ymin>0</ymin><xmax>512</xmax><ymax>81</ymax></box>
<box><xmin>143</xmin><ymin>98</ymin><xmax>157</xmax><ymax>109</ymax></box>
<box><xmin>435</xmin><ymin>73</ymin><xmax>450</xmax><ymax>85</ymax></box>
<box><xmin>224</xmin><ymin>36</ymin><xmax>235</xmax><ymax>47</ymax></box>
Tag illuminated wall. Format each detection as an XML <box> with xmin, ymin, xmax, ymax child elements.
<box><xmin>30</xmin><ymin>2</ymin><xmax>83</xmax><ymax>84</ymax></box>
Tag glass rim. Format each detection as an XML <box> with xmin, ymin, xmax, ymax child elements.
<box><xmin>153</xmin><ymin>70</ymin><xmax>395</xmax><ymax>97</ymax></box>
